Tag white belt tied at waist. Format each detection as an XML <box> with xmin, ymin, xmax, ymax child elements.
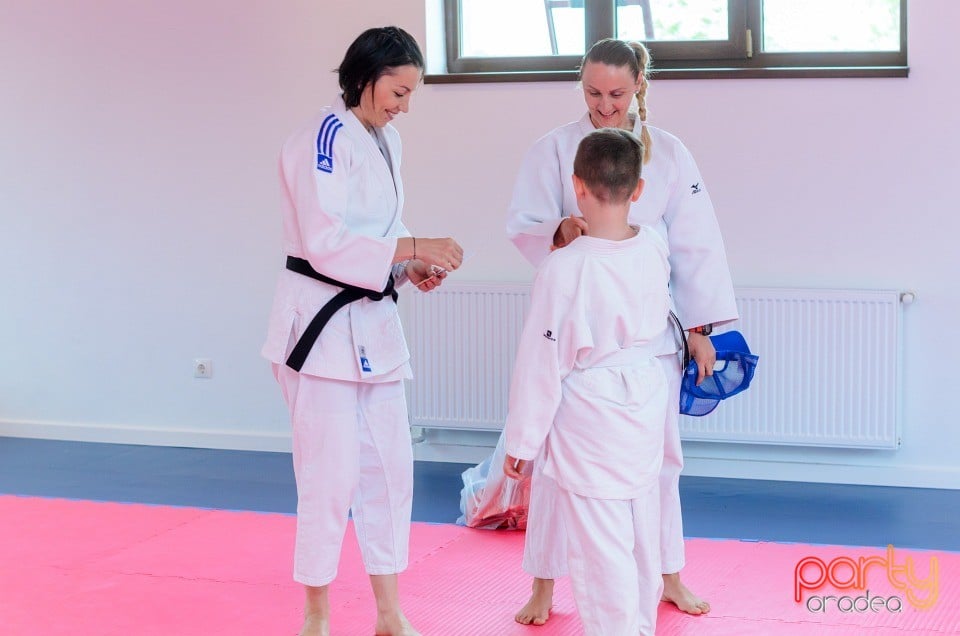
<box><xmin>589</xmin><ymin>343</ymin><xmax>662</xmax><ymax>369</ymax></box>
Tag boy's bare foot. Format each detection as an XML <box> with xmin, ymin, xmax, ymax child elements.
<box><xmin>514</xmin><ymin>577</ymin><xmax>554</xmax><ymax>625</ymax></box>
<box><xmin>661</xmin><ymin>572</ymin><xmax>710</xmax><ymax>615</ymax></box>
<box><xmin>374</xmin><ymin>610</ymin><xmax>420</xmax><ymax>636</ymax></box>
<box><xmin>299</xmin><ymin>613</ymin><xmax>330</xmax><ymax>636</ymax></box>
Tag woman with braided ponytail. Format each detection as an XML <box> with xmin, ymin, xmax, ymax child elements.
<box><xmin>503</xmin><ymin>38</ymin><xmax>738</xmax><ymax>627</ymax></box>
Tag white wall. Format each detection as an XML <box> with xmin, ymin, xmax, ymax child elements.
<box><xmin>1</xmin><ymin>1</ymin><xmax>957</xmax><ymax>488</ymax></box>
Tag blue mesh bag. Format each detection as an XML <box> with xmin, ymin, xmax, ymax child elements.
<box><xmin>679</xmin><ymin>330</ymin><xmax>758</xmax><ymax>417</ymax></box>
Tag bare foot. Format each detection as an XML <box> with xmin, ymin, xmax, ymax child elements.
<box><xmin>514</xmin><ymin>577</ymin><xmax>554</xmax><ymax>626</ymax></box>
<box><xmin>661</xmin><ymin>572</ymin><xmax>710</xmax><ymax>615</ymax></box>
<box><xmin>300</xmin><ymin>585</ymin><xmax>330</xmax><ymax>636</ymax></box>
<box><xmin>299</xmin><ymin>613</ymin><xmax>330</xmax><ymax>636</ymax></box>
<box><xmin>374</xmin><ymin>610</ymin><xmax>420</xmax><ymax>636</ymax></box>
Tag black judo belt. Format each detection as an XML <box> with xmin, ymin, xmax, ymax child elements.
<box><xmin>284</xmin><ymin>256</ymin><xmax>397</xmax><ymax>372</ymax></box>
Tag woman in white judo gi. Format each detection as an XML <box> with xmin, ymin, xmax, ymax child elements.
<box><xmin>504</xmin><ymin>127</ymin><xmax>672</xmax><ymax>635</ymax></box>
<box><xmin>261</xmin><ymin>27</ymin><xmax>462</xmax><ymax>636</ymax></box>
<box><xmin>506</xmin><ymin>38</ymin><xmax>738</xmax><ymax>625</ymax></box>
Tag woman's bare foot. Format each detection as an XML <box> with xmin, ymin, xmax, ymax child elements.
<box><xmin>514</xmin><ymin>577</ymin><xmax>554</xmax><ymax>625</ymax></box>
<box><xmin>370</xmin><ymin>574</ymin><xmax>420</xmax><ymax>635</ymax></box>
<box><xmin>374</xmin><ymin>611</ymin><xmax>420</xmax><ymax>636</ymax></box>
<box><xmin>300</xmin><ymin>585</ymin><xmax>331</xmax><ymax>636</ymax></box>
<box><xmin>299</xmin><ymin>613</ymin><xmax>330</xmax><ymax>636</ymax></box>
<box><xmin>661</xmin><ymin>572</ymin><xmax>710</xmax><ymax>615</ymax></box>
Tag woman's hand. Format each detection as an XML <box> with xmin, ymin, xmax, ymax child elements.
<box><xmin>687</xmin><ymin>331</ymin><xmax>717</xmax><ymax>386</ymax></box>
<box><xmin>552</xmin><ymin>216</ymin><xmax>589</xmax><ymax>251</ymax></box>
<box><xmin>406</xmin><ymin>260</ymin><xmax>447</xmax><ymax>292</ymax></box>
<box><xmin>414</xmin><ymin>237</ymin><xmax>464</xmax><ymax>272</ymax></box>
<box><xmin>503</xmin><ymin>453</ymin><xmax>528</xmax><ymax>481</ymax></box>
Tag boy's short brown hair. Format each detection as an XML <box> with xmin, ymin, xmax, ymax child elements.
<box><xmin>573</xmin><ymin>128</ymin><xmax>644</xmax><ymax>202</ymax></box>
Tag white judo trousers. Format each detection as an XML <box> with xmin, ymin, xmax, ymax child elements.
<box><xmin>558</xmin><ymin>478</ymin><xmax>662</xmax><ymax>636</ymax></box>
<box><xmin>542</xmin><ymin>356</ymin><xmax>668</xmax><ymax>636</ymax></box>
<box><xmin>273</xmin><ymin>363</ymin><xmax>413</xmax><ymax>586</ymax></box>
<box><xmin>522</xmin><ymin>352</ymin><xmax>685</xmax><ymax>578</ymax></box>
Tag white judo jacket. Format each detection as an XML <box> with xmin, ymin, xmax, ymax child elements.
<box><xmin>504</xmin><ymin>230</ymin><xmax>672</xmax><ymax>499</ymax></box>
<box><xmin>262</xmin><ymin>96</ymin><xmax>412</xmax><ymax>381</ymax></box>
<box><xmin>506</xmin><ymin>114</ymin><xmax>738</xmax><ymax>335</ymax></box>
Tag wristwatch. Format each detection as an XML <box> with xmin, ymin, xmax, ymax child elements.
<box><xmin>690</xmin><ymin>323</ymin><xmax>713</xmax><ymax>336</ymax></box>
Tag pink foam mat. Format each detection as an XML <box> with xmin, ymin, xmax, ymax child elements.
<box><xmin>1</xmin><ymin>495</ymin><xmax>956</xmax><ymax>635</ymax></box>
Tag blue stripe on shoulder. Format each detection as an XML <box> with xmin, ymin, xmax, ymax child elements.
<box><xmin>316</xmin><ymin>114</ymin><xmax>338</xmax><ymax>153</ymax></box>
<box><xmin>316</xmin><ymin>114</ymin><xmax>341</xmax><ymax>174</ymax></box>
<box><xmin>325</xmin><ymin>122</ymin><xmax>343</xmax><ymax>157</ymax></box>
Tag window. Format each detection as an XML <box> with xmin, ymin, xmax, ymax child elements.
<box><xmin>429</xmin><ymin>0</ymin><xmax>907</xmax><ymax>82</ymax></box>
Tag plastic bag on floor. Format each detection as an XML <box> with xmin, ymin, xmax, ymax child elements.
<box><xmin>456</xmin><ymin>431</ymin><xmax>532</xmax><ymax>530</ymax></box>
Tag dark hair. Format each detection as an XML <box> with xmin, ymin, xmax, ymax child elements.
<box><xmin>573</xmin><ymin>128</ymin><xmax>644</xmax><ymax>202</ymax></box>
<box><xmin>337</xmin><ymin>27</ymin><xmax>424</xmax><ymax>108</ymax></box>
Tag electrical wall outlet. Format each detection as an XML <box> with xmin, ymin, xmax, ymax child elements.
<box><xmin>193</xmin><ymin>358</ymin><xmax>213</xmax><ymax>379</ymax></box>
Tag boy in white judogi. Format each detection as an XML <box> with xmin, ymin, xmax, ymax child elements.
<box><xmin>503</xmin><ymin>128</ymin><xmax>670</xmax><ymax>636</ymax></box>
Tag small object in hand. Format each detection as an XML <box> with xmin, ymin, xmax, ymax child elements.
<box><xmin>414</xmin><ymin>265</ymin><xmax>446</xmax><ymax>288</ymax></box>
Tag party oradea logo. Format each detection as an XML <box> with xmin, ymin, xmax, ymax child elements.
<box><xmin>794</xmin><ymin>545</ymin><xmax>939</xmax><ymax>613</ymax></box>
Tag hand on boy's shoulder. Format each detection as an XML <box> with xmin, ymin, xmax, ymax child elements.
<box><xmin>551</xmin><ymin>216</ymin><xmax>589</xmax><ymax>251</ymax></box>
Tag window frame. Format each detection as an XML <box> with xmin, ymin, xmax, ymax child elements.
<box><xmin>428</xmin><ymin>0</ymin><xmax>908</xmax><ymax>83</ymax></box>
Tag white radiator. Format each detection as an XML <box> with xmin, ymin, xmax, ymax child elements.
<box><xmin>680</xmin><ymin>287</ymin><xmax>902</xmax><ymax>449</ymax></box>
<box><xmin>403</xmin><ymin>282</ymin><xmax>531</xmax><ymax>432</ymax></box>
<box><xmin>401</xmin><ymin>284</ymin><xmax>904</xmax><ymax>450</ymax></box>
